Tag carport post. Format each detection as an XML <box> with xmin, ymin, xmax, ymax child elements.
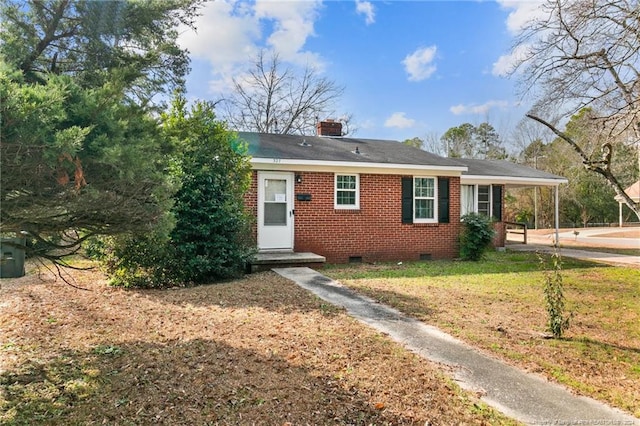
<box><xmin>619</xmin><ymin>202</ymin><xmax>623</xmax><ymax>227</ymax></box>
<box><xmin>554</xmin><ymin>185</ymin><xmax>560</xmax><ymax>246</ymax></box>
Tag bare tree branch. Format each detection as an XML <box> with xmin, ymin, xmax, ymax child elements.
<box><xmin>526</xmin><ymin>113</ymin><xmax>639</xmax><ymax>216</ymax></box>
<box><xmin>510</xmin><ymin>0</ymin><xmax>640</xmax><ymax>220</ymax></box>
<box><xmin>222</xmin><ymin>50</ymin><xmax>347</xmax><ymax>135</ymax></box>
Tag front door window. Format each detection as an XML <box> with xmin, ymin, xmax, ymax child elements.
<box><xmin>264</xmin><ymin>179</ymin><xmax>287</xmax><ymax>226</ymax></box>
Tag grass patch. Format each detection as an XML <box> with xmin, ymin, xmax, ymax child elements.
<box><xmin>325</xmin><ymin>251</ymin><xmax>640</xmax><ymax>417</ymax></box>
<box><xmin>325</xmin><ymin>251</ymin><xmax>595</xmax><ymax>280</ymax></box>
<box><xmin>558</xmin><ymin>245</ymin><xmax>640</xmax><ymax>256</ymax></box>
<box><xmin>0</xmin><ymin>354</ymin><xmax>101</xmax><ymax>424</ymax></box>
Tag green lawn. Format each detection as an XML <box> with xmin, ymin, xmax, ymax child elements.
<box><xmin>556</xmin><ymin>245</ymin><xmax>640</xmax><ymax>256</ymax></box>
<box><xmin>324</xmin><ymin>251</ymin><xmax>640</xmax><ymax>417</ymax></box>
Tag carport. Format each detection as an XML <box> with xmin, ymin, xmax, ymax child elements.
<box><xmin>456</xmin><ymin>159</ymin><xmax>568</xmax><ymax>245</ymax></box>
<box><xmin>615</xmin><ymin>180</ymin><xmax>640</xmax><ymax>227</ymax></box>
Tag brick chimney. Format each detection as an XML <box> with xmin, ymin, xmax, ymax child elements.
<box><xmin>316</xmin><ymin>119</ymin><xmax>343</xmax><ymax>137</ymax></box>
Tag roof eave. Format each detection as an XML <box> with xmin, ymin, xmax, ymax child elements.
<box><xmin>461</xmin><ymin>175</ymin><xmax>568</xmax><ymax>187</ymax></box>
<box><xmin>250</xmin><ymin>157</ymin><xmax>467</xmax><ymax>175</ymax></box>
<box><xmin>615</xmin><ymin>195</ymin><xmax>640</xmax><ymax>202</ymax></box>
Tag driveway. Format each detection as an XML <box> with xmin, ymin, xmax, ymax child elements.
<box><xmin>510</xmin><ymin>226</ymin><xmax>640</xmax><ymax>249</ymax></box>
<box><xmin>506</xmin><ymin>227</ymin><xmax>639</xmax><ymax>267</ymax></box>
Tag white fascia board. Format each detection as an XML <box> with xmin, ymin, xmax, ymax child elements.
<box><xmin>250</xmin><ymin>157</ymin><xmax>467</xmax><ymax>176</ymax></box>
<box><xmin>461</xmin><ymin>175</ymin><xmax>568</xmax><ymax>187</ymax></box>
<box><xmin>615</xmin><ymin>194</ymin><xmax>640</xmax><ymax>202</ymax></box>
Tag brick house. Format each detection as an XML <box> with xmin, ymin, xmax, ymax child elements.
<box><xmin>239</xmin><ymin>122</ymin><xmax>566</xmax><ymax>264</ymax></box>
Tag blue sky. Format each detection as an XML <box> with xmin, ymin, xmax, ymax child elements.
<box><xmin>178</xmin><ymin>1</ymin><xmax>543</xmax><ymax>146</ymax></box>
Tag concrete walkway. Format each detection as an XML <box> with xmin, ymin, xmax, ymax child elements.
<box><xmin>274</xmin><ymin>267</ymin><xmax>639</xmax><ymax>426</ymax></box>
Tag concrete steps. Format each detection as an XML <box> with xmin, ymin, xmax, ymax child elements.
<box><xmin>250</xmin><ymin>251</ymin><xmax>326</xmax><ymax>273</ymax></box>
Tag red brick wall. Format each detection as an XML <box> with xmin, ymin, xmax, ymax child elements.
<box><xmin>247</xmin><ymin>171</ymin><xmax>467</xmax><ymax>263</ymax></box>
<box><xmin>493</xmin><ymin>222</ymin><xmax>506</xmax><ymax>247</ymax></box>
<box><xmin>244</xmin><ymin>174</ymin><xmax>258</xmax><ymax>243</ymax></box>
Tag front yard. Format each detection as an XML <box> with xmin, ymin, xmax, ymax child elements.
<box><xmin>325</xmin><ymin>251</ymin><xmax>640</xmax><ymax>417</ymax></box>
<box><xmin>2</xmin><ymin>250</ymin><xmax>638</xmax><ymax>424</ymax></box>
<box><xmin>1</xmin><ymin>264</ymin><xmax>515</xmax><ymax>425</ymax></box>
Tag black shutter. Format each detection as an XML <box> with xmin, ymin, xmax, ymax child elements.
<box><xmin>438</xmin><ymin>177</ymin><xmax>450</xmax><ymax>223</ymax></box>
<box><xmin>401</xmin><ymin>177</ymin><xmax>413</xmax><ymax>223</ymax></box>
<box><xmin>492</xmin><ymin>185</ymin><xmax>503</xmax><ymax>221</ymax></box>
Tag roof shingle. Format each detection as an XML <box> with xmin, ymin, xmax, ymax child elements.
<box><xmin>238</xmin><ymin>132</ymin><xmax>566</xmax><ymax>184</ymax></box>
<box><xmin>239</xmin><ymin>132</ymin><xmax>463</xmax><ymax>167</ymax></box>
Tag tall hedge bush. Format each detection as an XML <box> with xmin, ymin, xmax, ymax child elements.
<box><xmin>166</xmin><ymin>98</ymin><xmax>254</xmax><ymax>283</ymax></box>
<box><xmin>459</xmin><ymin>213</ymin><xmax>495</xmax><ymax>261</ymax></box>
<box><xmin>98</xmin><ymin>96</ymin><xmax>254</xmax><ymax>287</ymax></box>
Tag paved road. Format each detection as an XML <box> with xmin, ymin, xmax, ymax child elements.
<box><xmin>508</xmin><ymin>243</ymin><xmax>640</xmax><ymax>267</ymax></box>
<box><xmin>511</xmin><ymin>227</ymin><xmax>640</xmax><ymax>249</ymax></box>
<box><xmin>506</xmin><ymin>226</ymin><xmax>640</xmax><ymax>267</ymax></box>
<box><xmin>274</xmin><ymin>267</ymin><xmax>639</xmax><ymax>426</ymax></box>
<box><xmin>557</xmin><ymin>228</ymin><xmax>639</xmax><ymax>248</ymax></box>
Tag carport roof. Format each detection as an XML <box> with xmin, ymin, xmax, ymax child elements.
<box><xmin>456</xmin><ymin>158</ymin><xmax>567</xmax><ymax>187</ymax></box>
<box><xmin>615</xmin><ymin>180</ymin><xmax>640</xmax><ymax>202</ymax></box>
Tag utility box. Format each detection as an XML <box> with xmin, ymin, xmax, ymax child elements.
<box><xmin>0</xmin><ymin>237</ymin><xmax>26</xmax><ymax>278</ymax></box>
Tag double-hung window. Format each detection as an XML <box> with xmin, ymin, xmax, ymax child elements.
<box><xmin>477</xmin><ymin>185</ymin><xmax>491</xmax><ymax>216</ymax></box>
<box><xmin>413</xmin><ymin>177</ymin><xmax>437</xmax><ymax>223</ymax></box>
<box><xmin>460</xmin><ymin>184</ymin><xmax>502</xmax><ymax>220</ymax></box>
<box><xmin>335</xmin><ymin>174</ymin><xmax>359</xmax><ymax>209</ymax></box>
<box><xmin>402</xmin><ymin>176</ymin><xmax>448</xmax><ymax>224</ymax></box>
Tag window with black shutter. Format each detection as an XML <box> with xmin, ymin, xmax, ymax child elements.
<box><xmin>438</xmin><ymin>177</ymin><xmax>450</xmax><ymax>223</ymax></box>
<box><xmin>477</xmin><ymin>185</ymin><xmax>491</xmax><ymax>216</ymax></box>
<box><xmin>459</xmin><ymin>184</ymin><xmax>503</xmax><ymax>221</ymax></box>
<box><xmin>402</xmin><ymin>176</ymin><xmax>449</xmax><ymax>224</ymax></box>
<box><xmin>401</xmin><ymin>177</ymin><xmax>413</xmax><ymax>223</ymax></box>
<box><xmin>492</xmin><ymin>184</ymin><xmax>503</xmax><ymax>221</ymax></box>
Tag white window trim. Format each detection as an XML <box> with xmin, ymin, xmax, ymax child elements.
<box><xmin>461</xmin><ymin>184</ymin><xmax>492</xmax><ymax>219</ymax></box>
<box><xmin>477</xmin><ymin>184</ymin><xmax>492</xmax><ymax>217</ymax></box>
<box><xmin>413</xmin><ymin>176</ymin><xmax>438</xmax><ymax>223</ymax></box>
<box><xmin>334</xmin><ymin>173</ymin><xmax>360</xmax><ymax>209</ymax></box>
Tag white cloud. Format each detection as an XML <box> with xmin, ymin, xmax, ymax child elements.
<box><xmin>492</xmin><ymin>1</ymin><xmax>546</xmax><ymax>77</ymax></box>
<box><xmin>402</xmin><ymin>46</ymin><xmax>437</xmax><ymax>82</ymax></box>
<box><xmin>492</xmin><ymin>43</ymin><xmax>531</xmax><ymax>77</ymax></box>
<box><xmin>177</xmin><ymin>0</ymin><xmax>324</xmax><ymax>95</ymax></box>
<box><xmin>255</xmin><ymin>0</ymin><xmax>322</xmax><ymax>64</ymax></box>
<box><xmin>497</xmin><ymin>0</ymin><xmax>546</xmax><ymax>35</ymax></box>
<box><xmin>355</xmin><ymin>0</ymin><xmax>375</xmax><ymax>25</ymax></box>
<box><xmin>449</xmin><ymin>100</ymin><xmax>510</xmax><ymax>116</ymax></box>
<box><xmin>385</xmin><ymin>112</ymin><xmax>416</xmax><ymax>129</ymax></box>
<box><xmin>178</xmin><ymin>1</ymin><xmax>259</xmax><ymax>68</ymax></box>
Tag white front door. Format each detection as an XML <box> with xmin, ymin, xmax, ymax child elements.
<box><xmin>257</xmin><ymin>172</ymin><xmax>294</xmax><ymax>251</ymax></box>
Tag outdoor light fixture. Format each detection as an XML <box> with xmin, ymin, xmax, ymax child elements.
<box><xmin>295</xmin><ymin>174</ymin><xmax>303</xmax><ymax>184</ymax></box>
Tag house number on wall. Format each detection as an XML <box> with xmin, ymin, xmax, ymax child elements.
<box><xmin>273</xmin><ymin>158</ymin><xmax>281</xmax><ymax>163</ymax></box>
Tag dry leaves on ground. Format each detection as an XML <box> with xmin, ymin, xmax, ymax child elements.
<box><xmin>0</xmin><ymin>264</ymin><xmax>517</xmax><ymax>425</ymax></box>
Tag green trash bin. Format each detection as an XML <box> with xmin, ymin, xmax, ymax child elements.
<box><xmin>0</xmin><ymin>237</ymin><xmax>26</xmax><ymax>278</ymax></box>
